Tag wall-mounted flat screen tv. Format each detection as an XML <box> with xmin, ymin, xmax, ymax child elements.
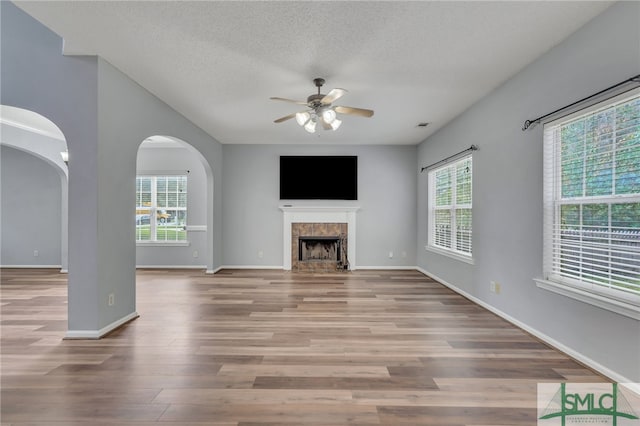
<box><xmin>280</xmin><ymin>156</ymin><xmax>358</xmax><ymax>200</ymax></box>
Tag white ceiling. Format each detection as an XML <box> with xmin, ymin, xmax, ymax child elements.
<box><xmin>14</xmin><ymin>1</ymin><xmax>612</xmax><ymax>146</ymax></box>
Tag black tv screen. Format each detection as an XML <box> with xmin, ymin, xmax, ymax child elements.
<box><xmin>280</xmin><ymin>156</ymin><xmax>358</xmax><ymax>200</ymax></box>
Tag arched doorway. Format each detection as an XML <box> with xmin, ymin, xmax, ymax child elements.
<box><xmin>135</xmin><ymin>135</ymin><xmax>214</xmax><ymax>272</ymax></box>
<box><xmin>0</xmin><ymin>105</ymin><xmax>69</xmax><ymax>272</ymax></box>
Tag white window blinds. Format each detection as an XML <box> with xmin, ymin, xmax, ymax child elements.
<box><xmin>428</xmin><ymin>155</ymin><xmax>473</xmax><ymax>258</ymax></box>
<box><xmin>543</xmin><ymin>90</ymin><xmax>640</xmax><ymax>301</ymax></box>
<box><xmin>136</xmin><ymin>175</ymin><xmax>188</xmax><ymax>242</ymax></box>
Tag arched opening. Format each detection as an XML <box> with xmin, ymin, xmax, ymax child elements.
<box><xmin>0</xmin><ymin>105</ymin><xmax>69</xmax><ymax>272</ymax></box>
<box><xmin>135</xmin><ymin>135</ymin><xmax>214</xmax><ymax>271</ymax></box>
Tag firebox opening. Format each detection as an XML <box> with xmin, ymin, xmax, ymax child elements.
<box><xmin>298</xmin><ymin>236</ymin><xmax>341</xmax><ymax>262</ymax></box>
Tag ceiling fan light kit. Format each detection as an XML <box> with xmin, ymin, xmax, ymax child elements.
<box><xmin>271</xmin><ymin>77</ymin><xmax>374</xmax><ymax>134</ymax></box>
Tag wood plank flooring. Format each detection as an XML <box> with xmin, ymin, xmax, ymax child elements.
<box><xmin>0</xmin><ymin>268</ymin><xmax>616</xmax><ymax>425</ymax></box>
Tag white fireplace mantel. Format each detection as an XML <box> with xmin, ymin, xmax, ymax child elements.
<box><xmin>280</xmin><ymin>205</ymin><xmax>359</xmax><ymax>270</ymax></box>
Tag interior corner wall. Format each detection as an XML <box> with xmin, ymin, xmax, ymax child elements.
<box><xmin>416</xmin><ymin>1</ymin><xmax>640</xmax><ymax>382</ymax></box>
<box><xmin>96</xmin><ymin>58</ymin><xmax>224</xmax><ymax>327</ymax></box>
<box><xmin>1</xmin><ymin>145</ymin><xmax>62</xmax><ymax>266</ymax></box>
<box><xmin>222</xmin><ymin>144</ymin><xmax>417</xmax><ymax>268</ymax></box>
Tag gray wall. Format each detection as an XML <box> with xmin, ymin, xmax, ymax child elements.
<box><xmin>1</xmin><ymin>123</ymin><xmax>68</xmax><ymax>269</ymax></box>
<box><xmin>1</xmin><ymin>145</ymin><xmax>62</xmax><ymax>266</ymax></box>
<box><xmin>136</xmin><ymin>145</ymin><xmax>208</xmax><ymax>267</ymax></box>
<box><xmin>417</xmin><ymin>2</ymin><xmax>639</xmax><ymax>382</ymax></box>
<box><xmin>222</xmin><ymin>144</ymin><xmax>417</xmax><ymax>268</ymax></box>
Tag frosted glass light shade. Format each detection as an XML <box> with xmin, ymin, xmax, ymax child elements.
<box><xmin>304</xmin><ymin>118</ymin><xmax>317</xmax><ymax>133</ymax></box>
<box><xmin>295</xmin><ymin>111</ymin><xmax>310</xmax><ymax>126</ymax></box>
<box><xmin>330</xmin><ymin>119</ymin><xmax>342</xmax><ymax>130</ymax></box>
<box><xmin>322</xmin><ymin>108</ymin><xmax>336</xmax><ymax>124</ymax></box>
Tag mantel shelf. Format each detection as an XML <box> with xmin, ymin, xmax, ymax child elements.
<box><xmin>279</xmin><ymin>206</ymin><xmax>361</xmax><ymax>213</ymax></box>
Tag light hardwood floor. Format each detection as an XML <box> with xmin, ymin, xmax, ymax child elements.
<box><xmin>0</xmin><ymin>268</ymin><xmax>617</xmax><ymax>425</ymax></box>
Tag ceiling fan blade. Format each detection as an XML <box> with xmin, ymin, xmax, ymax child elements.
<box><xmin>321</xmin><ymin>88</ymin><xmax>347</xmax><ymax>105</ymax></box>
<box><xmin>273</xmin><ymin>112</ymin><xmax>298</xmax><ymax>123</ymax></box>
<box><xmin>334</xmin><ymin>106</ymin><xmax>374</xmax><ymax>118</ymax></box>
<box><xmin>320</xmin><ymin>118</ymin><xmax>332</xmax><ymax>130</ymax></box>
<box><xmin>270</xmin><ymin>97</ymin><xmax>308</xmax><ymax>105</ymax></box>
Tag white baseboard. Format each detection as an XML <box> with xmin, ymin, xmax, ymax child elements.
<box><xmin>1</xmin><ymin>264</ymin><xmax>62</xmax><ymax>269</ymax></box>
<box><xmin>206</xmin><ymin>266</ymin><xmax>222</xmax><ymax>274</ymax></box>
<box><xmin>136</xmin><ymin>265</ymin><xmax>206</xmax><ymax>269</ymax></box>
<box><xmin>415</xmin><ymin>267</ymin><xmax>635</xmax><ymax>384</ymax></box>
<box><xmin>65</xmin><ymin>311</ymin><xmax>139</xmax><ymax>340</ymax></box>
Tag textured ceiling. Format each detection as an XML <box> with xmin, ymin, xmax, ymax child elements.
<box><xmin>14</xmin><ymin>1</ymin><xmax>612</xmax><ymax>145</ymax></box>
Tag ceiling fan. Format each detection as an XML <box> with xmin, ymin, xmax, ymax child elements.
<box><xmin>271</xmin><ymin>78</ymin><xmax>374</xmax><ymax>133</ymax></box>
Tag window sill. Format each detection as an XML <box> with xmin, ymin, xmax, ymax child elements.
<box><xmin>425</xmin><ymin>245</ymin><xmax>474</xmax><ymax>265</ymax></box>
<box><xmin>136</xmin><ymin>241</ymin><xmax>190</xmax><ymax>247</ymax></box>
<box><xmin>534</xmin><ymin>278</ymin><xmax>640</xmax><ymax>321</ymax></box>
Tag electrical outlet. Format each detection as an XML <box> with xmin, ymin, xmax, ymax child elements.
<box><xmin>388</xmin><ymin>251</ymin><xmax>393</xmax><ymax>259</ymax></box>
<box><xmin>33</xmin><ymin>250</ymin><xmax>39</xmax><ymax>257</ymax></box>
<box><xmin>108</xmin><ymin>293</ymin><xmax>114</xmax><ymax>306</ymax></box>
<box><xmin>258</xmin><ymin>250</ymin><xmax>264</xmax><ymax>259</ymax></box>
<box><xmin>193</xmin><ymin>250</ymin><xmax>199</xmax><ymax>258</ymax></box>
<box><xmin>490</xmin><ymin>281</ymin><xmax>501</xmax><ymax>294</ymax></box>
<box><xmin>495</xmin><ymin>282</ymin><xmax>501</xmax><ymax>294</ymax></box>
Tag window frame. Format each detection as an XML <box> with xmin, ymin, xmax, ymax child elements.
<box><xmin>538</xmin><ymin>88</ymin><xmax>640</xmax><ymax>320</ymax></box>
<box><xmin>135</xmin><ymin>173</ymin><xmax>189</xmax><ymax>246</ymax></box>
<box><xmin>427</xmin><ymin>154</ymin><xmax>473</xmax><ymax>264</ymax></box>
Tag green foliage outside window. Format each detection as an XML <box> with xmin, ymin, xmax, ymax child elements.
<box><xmin>135</xmin><ymin>175</ymin><xmax>188</xmax><ymax>242</ymax></box>
<box><xmin>556</xmin><ymin>95</ymin><xmax>639</xmax><ymax>294</ymax></box>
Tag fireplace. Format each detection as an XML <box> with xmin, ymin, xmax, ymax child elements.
<box><xmin>291</xmin><ymin>222</ymin><xmax>348</xmax><ymax>272</ymax></box>
<box><xmin>280</xmin><ymin>206</ymin><xmax>359</xmax><ymax>271</ymax></box>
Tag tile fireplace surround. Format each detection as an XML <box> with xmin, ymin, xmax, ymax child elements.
<box><xmin>292</xmin><ymin>223</ymin><xmax>346</xmax><ymax>272</ymax></box>
<box><xmin>280</xmin><ymin>206</ymin><xmax>359</xmax><ymax>271</ymax></box>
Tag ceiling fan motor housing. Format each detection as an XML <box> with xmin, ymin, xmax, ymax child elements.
<box><xmin>307</xmin><ymin>94</ymin><xmax>325</xmax><ymax>108</ymax></box>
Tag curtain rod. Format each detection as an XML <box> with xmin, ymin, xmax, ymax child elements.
<box><xmin>522</xmin><ymin>74</ymin><xmax>640</xmax><ymax>131</ymax></box>
<box><xmin>420</xmin><ymin>145</ymin><xmax>478</xmax><ymax>173</ymax></box>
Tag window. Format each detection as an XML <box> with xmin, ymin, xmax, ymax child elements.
<box><xmin>428</xmin><ymin>155</ymin><xmax>472</xmax><ymax>261</ymax></box>
<box><xmin>135</xmin><ymin>175</ymin><xmax>187</xmax><ymax>242</ymax></box>
<box><xmin>542</xmin><ymin>90</ymin><xmax>640</xmax><ymax>313</ymax></box>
